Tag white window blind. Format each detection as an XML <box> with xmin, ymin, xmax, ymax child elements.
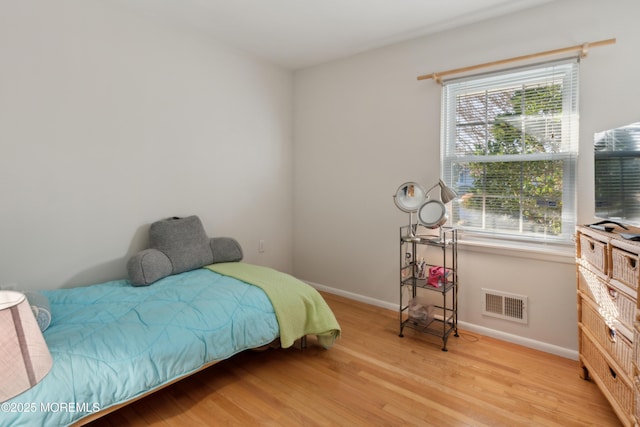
<box><xmin>595</xmin><ymin>122</ymin><xmax>640</xmax><ymax>222</ymax></box>
<box><xmin>441</xmin><ymin>59</ymin><xmax>579</xmax><ymax>243</ymax></box>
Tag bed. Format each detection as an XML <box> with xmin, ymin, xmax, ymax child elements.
<box><xmin>2</xmin><ymin>217</ymin><xmax>340</xmax><ymax>427</ymax></box>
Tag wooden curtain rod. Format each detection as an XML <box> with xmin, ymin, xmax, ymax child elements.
<box><xmin>417</xmin><ymin>38</ymin><xmax>616</xmax><ymax>83</ymax></box>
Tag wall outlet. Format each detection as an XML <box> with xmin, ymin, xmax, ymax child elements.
<box><xmin>258</xmin><ymin>240</ymin><xmax>265</xmax><ymax>253</ymax></box>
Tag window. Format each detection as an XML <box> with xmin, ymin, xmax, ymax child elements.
<box><xmin>441</xmin><ymin>59</ymin><xmax>578</xmax><ymax>244</ymax></box>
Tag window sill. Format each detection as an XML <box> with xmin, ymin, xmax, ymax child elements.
<box><xmin>458</xmin><ymin>232</ymin><xmax>575</xmax><ymax>264</ymax></box>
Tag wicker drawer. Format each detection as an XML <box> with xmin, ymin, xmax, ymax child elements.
<box><xmin>635</xmin><ymin>326</ymin><xmax>640</xmax><ymax>377</ymax></box>
<box><xmin>611</xmin><ymin>246</ymin><xmax>640</xmax><ymax>291</ymax></box>
<box><xmin>580</xmin><ymin>297</ymin><xmax>634</xmax><ymax>378</ymax></box>
<box><xmin>578</xmin><ymin>232</ymin><xmax>608</xmax><ymax>274</ymax></box>
<box><xmin>578</xmin><ymin>266</ymin><xmax>636</xmax><ymax>334</ymax></box>
<box><xmin>580</xmin><ymin>330</ymin><xmax>633</xmax><ymax>416</ymax></box>
<box><xmin>636</xmin><ymin>377</ymin><xmax>640</xmax><ymax>425</ymax></box>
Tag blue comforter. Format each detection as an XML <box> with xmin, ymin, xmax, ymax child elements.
<box><xmin>3</xmin><ymin>268</ymin><xmax>280</xmax><ymax>427</ymax></box>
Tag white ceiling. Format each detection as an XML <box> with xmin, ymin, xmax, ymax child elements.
<box><xmin>121</xmin><ymin>0</ymin><xmax>556</xmax><ymax>69</ymax></box>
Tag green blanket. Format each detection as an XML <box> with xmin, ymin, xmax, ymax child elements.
<box><xmin>204</xmin><ymin>263</ymin><xmax>341</xmax><ymax>348</ymax></box>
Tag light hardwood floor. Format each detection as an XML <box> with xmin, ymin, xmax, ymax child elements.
<box><xmin>88</xmin><ymin>292</ymin><xmax>621</xmax><ymax>426</ymax></box>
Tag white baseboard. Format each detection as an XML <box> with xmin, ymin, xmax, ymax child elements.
<box><xmin>457</xmin><ymin>322</ymin><xmax>578</xmax><ymax>360</ymax></box>
<box><xmin>307</xmin><ymin>280</ymin><xmax>578</xmax><ymax>361</ymax></box>
<box><xmin>310</xmin><ymin>280</ymin><xmax>397</xmax><ymax>311</ymax></box>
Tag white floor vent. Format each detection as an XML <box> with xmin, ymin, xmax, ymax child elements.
<box><xmin>481</xmin><ymin>289</ymin><xmax>528</xmax><ymax>324</ymax></box>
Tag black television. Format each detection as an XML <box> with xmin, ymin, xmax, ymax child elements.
<box><xmin>594</xmin><ymin>121</ymin><xmax>640</xmax><ymax>228</ymax></box>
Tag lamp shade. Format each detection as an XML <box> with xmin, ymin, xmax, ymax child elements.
<box><xmin>0</xmin><ymin>291</ymin><xmax>53</xmax><ymax>402</ymax></box>
<box><xmin>438</xmin><ymin>179</ymin><xmax>458</xmax><ymax>204</ymax></box>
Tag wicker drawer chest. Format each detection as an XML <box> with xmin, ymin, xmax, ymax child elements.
<box><xmin>576</xmin><ymin>225</ymin><xmax>640</xmax><ymax>426</ymax></box>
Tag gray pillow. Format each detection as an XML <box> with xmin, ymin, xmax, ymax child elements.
<box><xmin>127</xmin><ymin>216</ymin><xmax>243</xmax><ymax>286</ymax></box>
<box><xmin>149</xmin><ymin>216</ymin><xmax>214</xmax><ymax>274</ymax></box>
<box><xmin>127</xmin><ymin>249</ymin><xmax>172</xmax><ymax>287</ymax></box>
<box><xmin>211</xmin><ymin>237</ymin><xmax>243</xmax><ymax>263</ymax></box>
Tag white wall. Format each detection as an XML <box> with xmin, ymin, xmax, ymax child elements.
<box><xmin>293</xmin><ymin>0</ymin><xmax>640</xmax><ymax>356</ymax></box>
<box><xmin>0</xmin><ymin>0</ymin><xmax>294</xmax><ymax>289</ymax></box>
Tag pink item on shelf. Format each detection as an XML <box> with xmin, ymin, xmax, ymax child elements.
<box><xmin>427</xmin><ymin>266</ymin><xmax>450</xmax><ymax>288</ymax></box>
